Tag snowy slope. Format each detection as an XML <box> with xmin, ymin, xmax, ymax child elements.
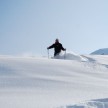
<box><xmin>91</xmin><ymin>48</ymin><xmax>108</xmax><ymax>55</ymax></box>
<box><xmin>0</xmin><ymin>53</ymin><xmax>108</xmax><ymax>108</ymax></box>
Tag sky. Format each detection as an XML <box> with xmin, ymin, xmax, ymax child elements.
<box><xmin>0</xmin><ymin>0</ymin><xmax>108</xmax><ymax>56</ymax></box>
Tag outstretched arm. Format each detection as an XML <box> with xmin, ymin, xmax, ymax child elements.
<box><xmin>47</xmin><ymin>44</ymin><xmax>55</xmax><ymax>49</ymax></box>
<box><xmin>61</xmin><ymin>44</ymin><xmax>66</xmax><ymax>51</ymax></box>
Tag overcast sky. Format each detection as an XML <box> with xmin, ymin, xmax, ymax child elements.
<box><xmin>0</xmin><ymin>0</ymin><xmax>108</xmax><ymax>56</ymax></box>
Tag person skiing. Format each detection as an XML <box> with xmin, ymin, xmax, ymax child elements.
<box><xmin>47</xmin><ymin>39</ymin><xmax>66</xmax><ymax>57</ymax></box>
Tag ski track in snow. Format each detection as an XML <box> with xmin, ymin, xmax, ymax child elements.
<box><xmin>0</xmin><ymin>53</ymin><xmax>108</xmax><ymax>108</ymax></box>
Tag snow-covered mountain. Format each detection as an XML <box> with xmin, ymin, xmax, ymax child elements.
<box><xmin>91</xmin><ymin>48</ymin><xmax>108</xmax><ymax>55</ymax></box>
<box><xmin>0</xmin><ymin>52</ymin><xmax>108</xmax><ymax>108</ymax></box>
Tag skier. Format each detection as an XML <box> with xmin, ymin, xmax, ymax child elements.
<box><xmin>47</xmin><ymin>39</ymin><xmax>66</xmax><ymax>57</ymax></box>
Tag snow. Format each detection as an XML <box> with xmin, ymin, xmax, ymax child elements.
<box><xmin>0</xmin><ymin>52</ymin><xmax>108</xmax><ymax>108</ymax></box>
<box><xmin>52</xmin><ymin>51</ymin><xmax>87</xmax><ymax>62</ymax></box>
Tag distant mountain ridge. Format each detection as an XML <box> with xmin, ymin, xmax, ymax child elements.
<box><xmin>91</xmin><ymin>48</ymin><xmax>108</xmax><ymax>55</ymax></box>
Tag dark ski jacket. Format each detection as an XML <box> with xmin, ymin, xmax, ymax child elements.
<box><xmin>48</xmin><ymin>42</ymin><xmax>65</xmax><ymax>56</ymax></box>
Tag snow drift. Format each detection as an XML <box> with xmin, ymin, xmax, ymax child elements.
<box><xmin>0</xmin><ymin>52</ymin><xmax>108</xmax><ymax>108</ymax></box>
<box><xmin>52</xmin><ymin>51</ymin><xmax>87</xmax><ymax>61</ymax></box>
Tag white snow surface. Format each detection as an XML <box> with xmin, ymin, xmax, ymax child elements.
<box><xmin>0</xmin><ymin>52</ymin><xmax>108</xmax><ymax>108</ymax></box>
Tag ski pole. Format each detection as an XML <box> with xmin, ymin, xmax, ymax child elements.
<box><xmin>64</xmin><ymin>50</ymin><xmax>66</xmax><ymax>59</ymax></box>
<box><xmin>47</xmin><ymin>49</ymin><xmax>49</xmax><ymax>59</ymax></box>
